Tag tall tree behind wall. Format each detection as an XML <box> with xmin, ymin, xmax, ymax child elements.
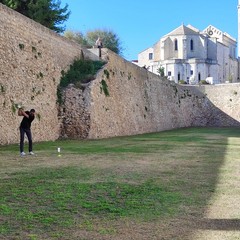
<box><xmin>0</xmin><ymin>0</ymin><xmax>70</xmax><ymax>33</ymax></box>
<box><xmin>86</xmin><ymin>29</ymin><xmax>123</xmax><ymax>55</ymax></box>
<box><xmin>64</xmin><ymin>29</ymin><xmax>124</xmax><ymax>56</ymax></box>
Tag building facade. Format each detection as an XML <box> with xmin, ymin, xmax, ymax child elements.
<box><xmin>137</xmin><ymin>24</ymin><xmax>239</xmax><ymax>84</ymax></box>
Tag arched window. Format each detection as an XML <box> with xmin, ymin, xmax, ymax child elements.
<box><xmin>190</xmin><ymin>39</ymin><xmax>194</xmax><ymax>51</ymax></box>
<box><xmin>174</xmin><ymin>39</ymin><xmax>178</xmax><ymax>51</ymax></box>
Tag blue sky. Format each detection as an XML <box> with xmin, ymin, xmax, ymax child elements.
<box><xmin>61</xmin><ymin>0</ymin><xmax>238</xmax><ymax>60</ymax></box>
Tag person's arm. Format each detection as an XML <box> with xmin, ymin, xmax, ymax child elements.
<box><xmin>18</xmin><ymin>109</ymin><xmax>29</xmax><ymax>118</ymax></box>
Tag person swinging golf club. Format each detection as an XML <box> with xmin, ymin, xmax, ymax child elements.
<box><xmin>18</xmin><ymin>107</ymin><xmax>36</xmax><ymax>156</ymax></box>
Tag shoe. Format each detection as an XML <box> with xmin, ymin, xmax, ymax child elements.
<box><xmin>29</xmin><ymin>151</ymin><xmax>35</xmax><ymax>155</ymax></box>
<box><xmin>20</xmin><ymin>152</ymin><xmax>26</xmax><ymax>156</ymax></box>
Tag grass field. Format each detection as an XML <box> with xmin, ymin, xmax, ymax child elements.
<box><xmin>0</xmin><ymin>127</ymin><xmax>240</xmax><ymax>240</ymax></box>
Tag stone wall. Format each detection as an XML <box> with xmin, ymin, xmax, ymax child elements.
<box><xmin>87</xmin><ymin>51</ymin><xmax>240</xmax><ymax>139</ymax></box>
<box><xmin>196</xmin><ymin>83</ymin><xmax>240</xmax><ymax>124</ymax></box>
<box><xmin>0</xmin><ymin>4</ymin><xmax>240</xmax><ymax>145</ymax></box>
<box><xmin>0</xmin><ymin>3</ymin><xmax>98</xmax><ymax>145</ymax></box>
<box><xmin>61</xmin><ymin>50</ymin><xmax>240</xmax><ymax>140</ymax></box>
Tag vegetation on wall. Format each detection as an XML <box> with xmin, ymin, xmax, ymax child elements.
<box><xmin>128</xmin><ymin>72</ymin><xmax>132</xmax><ymax>80</ymax></box>
<box><xmin>18</xmin><ymin>43</ymin><xmax>24</xmax><ymax>50</ymax></box>
<box><xmin>11</xmin><ymin>102</ymin><xmax>20</xmax><ymax>114</ymax></box>
<box><xmin>57</xmin><ymin>58</ymin><xmax>106</xmax><ymax>104</ymax></box>
<box><xmin>0</xmin><ymin>84</ymin><xmax>6</xmax><ymax>93</ymax></box>
<box><xmin>100</xmin><ymin>79</ymin><xmax>110</xmax><ymax>97</ymax></box>
<box><xmin>36</xmin><ymin>113</ymin><xmax>41</xmax><ymax>121</ymax></box>
<box><xmin>103</xmin><ymin>69</ymin><xmax>110</xmax><ymax>79</ymax></box>
<box><xmin>60</xmin><ymin>59</ymin><xmax>105</xmax><ymax>88</ymax></box>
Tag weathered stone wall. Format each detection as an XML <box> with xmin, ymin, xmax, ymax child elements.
<box><xmin>61</xmin><ymin>50</ymin><xmax>240</xmax><ymax>140</ymax></box>
<box><xmin>0</xmin><ymin>4</ymin><xmax>240</xmax><ymax>145</ymax></box>
<box><xmin>59</xmin><ymin>84</ymin><xmax>92</xmax><ymax>139</ymax></box>
<box><xmin>0</xmin><ymin>3</ymin><xmax>98</xmax><ymax>145</ymax></box>
<box><xmin>87</xmin><ymin>51</ymin><xmax>240</xmax><ymax>138</ymax></box>
<box><xmin>196</xmin><ymin>83</ymin><xmax>240</xmax><ymax>124</ymax></box>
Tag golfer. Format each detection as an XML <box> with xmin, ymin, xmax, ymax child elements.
<box><xmin>18</xmin><ymin>108</ymin><xmax>36</xmax><ymax>156</ymax></box>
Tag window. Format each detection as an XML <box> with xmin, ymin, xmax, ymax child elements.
<box><xmin>149</xmin><ymin>53</ymin><xmax>153</xmax><ymax>60</ymax></box>
<box><xmin>174</xmin><ymin>39</ymin><xmax>178</xmax><ymax>51</ymax></box>
<box><xmin>190</xmin><ymin>70</ymin><xmax>193</xmax><ymax>75</ymax></box>
<box><xmin>168</xmin><ymin>71</ymin><xmax>171</xmax><ymax>76</ymax></box>
<box><xmin>178</xmin><ymin>72</ymin><xmax>181</xmax><ymax>81</ymax></box>
<box><xmin>190</xmin><ymin>39</ymin><xmax>194</xmax><ymax>51</ymax></box>
<box><xmin>198</xmin><ymin>72</ymin><xmax>201</xmax><ymax>81</ymax></box>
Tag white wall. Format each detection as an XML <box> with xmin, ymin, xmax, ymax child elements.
<box><xmin>137</xmin><ymin>47</ymin><xmax>153</xmax><ymax>68</ymax></box>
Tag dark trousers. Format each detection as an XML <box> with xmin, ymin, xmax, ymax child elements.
<box><xmin>98</xmin><ymin>46</ymin><xmax>102</xmax><ymax>58</ymax></box>
<box><xmin>20</xmin><ymin>127</ymin><xmax>33</xmax><ymax>153</ymax></box>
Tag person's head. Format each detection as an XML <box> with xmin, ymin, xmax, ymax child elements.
<box><xmin>30</xmin><ymin>109</ymin><xmax>35</xmax><ymax>116</ymax></box>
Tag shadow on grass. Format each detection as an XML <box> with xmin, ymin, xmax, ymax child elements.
<box><xmin>161</xmin><ymin>127</ymin><xmax>240</xmax><ymax>239</ymax></box>
<box><xmin>198</xmin><ymin>219</ymin><xmax>240</xmax><ymax>231</ymax></box>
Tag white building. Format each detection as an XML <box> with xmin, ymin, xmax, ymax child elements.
<box><xmin>137</xmin><ymin>24</ymin><xmax>239</xmax><ymax>84</ymax></box>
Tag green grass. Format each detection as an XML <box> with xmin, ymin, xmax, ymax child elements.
<box><xmin>0</xmin><ymin>127</ymin><xmax>240</xmax><ymax>239</ymax></box>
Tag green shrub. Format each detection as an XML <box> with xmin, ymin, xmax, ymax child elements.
<box><xmin>57</xmin><ymin>59</ymin><xmax>106</xmax><ymax>104</ymax></box>
<box><xmin>60</xmin><ymin>59</ymin><xmax>106</xmax><ymax>88</ymax></box>
<box><xmin>157</xmin><ymin>66</ymin><xmax>165</xmax><ymax>77</ymax></box>
<box><xmin>199</xmin><ymin>80</ymin><xmax>209</xmax><ymax>85</ymax></box>
<box><xmin>178</xmin><ymin>80</ymin><xmax>187</xmax><ymax>84</ymax></box>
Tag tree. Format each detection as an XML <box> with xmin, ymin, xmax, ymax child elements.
<box><xmin>0</xmin><ymin>0</ymin><xmax>70</xmax><ymax>33</ymax></box>
<box><xmin>86</xmin><ymin>29</ymin><xmax>123</xmax><ymax>55</ymax></box>
<box><xmin>63</xmin><ymin>29</ymin><xmax>124</xmax><ymax>55</ymax></box>
<box><xmin>157</xmin><ymin>66</ymin><xmax>165</xmax><ymax>77</ymax></box>
<box><xmin>63</xmin><ymin>30</ymin><xmax>90</xmax><ymax>47</ymax></box>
